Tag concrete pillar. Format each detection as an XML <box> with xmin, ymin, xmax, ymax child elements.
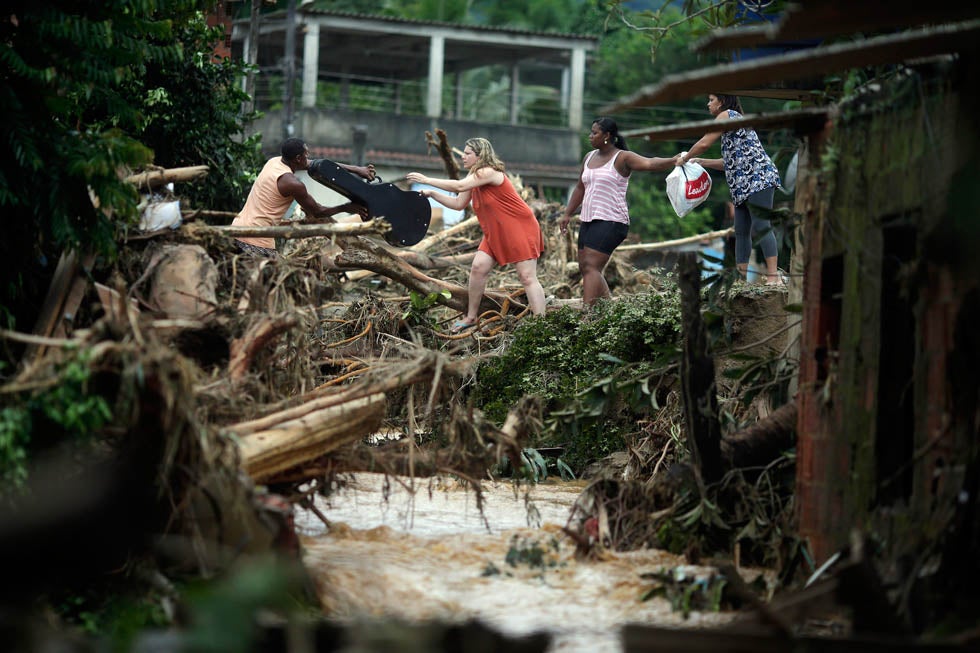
<box><xmin>560</xmin><ymin>66</ymin><xmax>570</xmax><ymax>117</ymax></box>
<box><xmin>427</xmin><ymin>35</ymin><xmax>445</xmax><ymax>118</ymax></box>
<box><xmin>301</xmin><ymin>22</ymin><xmax>320</xmax><ymax>108</ymax></box>
<box><xmin>455</xmin><ymin>71</ymin><xmax>464</xmax><ymax>120</ymax></box>
<box><xmin>510</xmin><ymin>63</ymin><xmax>520</xmax><ymax>125</ymax></box>
<box><xmin>568</xmin><ymin>46</ymin><xmax>586</xmax><ymax>129</ymax></box>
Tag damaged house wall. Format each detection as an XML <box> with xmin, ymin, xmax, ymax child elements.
<box><xmin>795</xmin><ymin>55</ymin><xmax>980</xmax><ymax>566</ymax></box>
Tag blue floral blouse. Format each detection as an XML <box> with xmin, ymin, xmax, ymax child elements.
<box><xmin>720</xmin><ymin>110</ymin><xmax>781</xmax><ymax>206</ymax></box>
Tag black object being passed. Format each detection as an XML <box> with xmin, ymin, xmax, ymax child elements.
<box><xmin>307</xmin><ymin>158</ymin><xmax>431</xmax><ymax>247</ymax></box>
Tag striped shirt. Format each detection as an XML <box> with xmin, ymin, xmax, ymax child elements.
<box><xmin>580</xmin><ymin>150</ymin><xmax>631</xmax><ymax>225</ymax></box>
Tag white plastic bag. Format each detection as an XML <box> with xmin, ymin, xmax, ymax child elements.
<box><xmin>666</xmin><ymin>156</ymin><xmax>712</xmax><ymax>217</ymax></box>
<box><xmin>139</xmin><ymin>199</ymin><xmax>182</xmax><ymax>231</ymax></box>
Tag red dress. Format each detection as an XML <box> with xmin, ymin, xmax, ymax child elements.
<box><xmin>469</xmin><ymin>176</ymin><xmax>544</xmax><ymax>264</ymax></box>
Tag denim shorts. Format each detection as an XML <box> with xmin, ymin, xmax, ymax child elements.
<box><xmin>578</xmin><ymin>220</ymin><xmax>629</xmax><ymax>255</ymax></box>
<box><xmin>235</xmin><ymin>240</ymin><xmax>278</xmax><ymax>258</ymax></box>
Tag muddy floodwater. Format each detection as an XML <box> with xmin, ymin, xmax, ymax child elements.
<box><xmin>296</xmin><ymin>472</ymin><xmax>740</xmax><ymax>652</ymax></box>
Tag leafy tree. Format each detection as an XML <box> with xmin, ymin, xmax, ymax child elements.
<box><xmin>135</xmin><ymin>15</ymin><xmax>263</xmax><ymax>212</ymax></box>
<box><xmin>0</xmin><ymin>2</ymin><xmax>261</xmax><ymax>342</ymax></box>
<box><xmin>1</xmin><ymin>2</ymin><xmax>174</xmax><ymax>330</ymax></box>
<box><xmin>470</xmin><ymin>0</ymin><xmax>590</xmax><ymax>32</ymax></box>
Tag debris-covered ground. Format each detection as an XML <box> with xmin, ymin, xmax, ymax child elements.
<box><xmin>1</xmin><ymin>165</ymin><xmax>812</xmax><ymax>650</ymax></box>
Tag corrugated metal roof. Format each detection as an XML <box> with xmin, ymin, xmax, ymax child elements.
<box><xmin>602</xmin><ymin>20</ymin><xmax>980</xmax><ymax>111</ymax></box>
<box><xmin>694</xmin><ymin>2</ymin><xmax>980</xmax><ymax>53</ymax></box>
<box><xmin>308</xmin><ymin>147</ymin><xmax>580</xmax><ymax>180</ymax></box>
<box><xmin>621</xmin><ymin>107</ymin><xmax>831</xmax><ymax>141</ymax></box>
<box><xmin>290</xmin><ymin>7</ymin><xmax>599</xmax><ymax>42</ymax></box>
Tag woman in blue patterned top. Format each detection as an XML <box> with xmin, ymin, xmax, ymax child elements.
<box><xmin>675</xmin><ymin>94</ymin><xmax>783</xmax><ymax>285</ymax></box>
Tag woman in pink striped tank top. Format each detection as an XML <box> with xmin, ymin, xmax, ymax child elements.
<box><xmin>559</xmin><ymin>117</ymin><xmax>674</xmax><ymax>306</ymax></box>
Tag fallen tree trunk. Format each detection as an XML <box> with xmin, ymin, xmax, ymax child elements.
<box><xmin>227</xmin><ymin>354</ymin><xmax>478</xmax><ymax>438</ymax></box>
<box><xmin>340</xmin><ymin>216</ymin><xmax>480</xmax><ymax>282</ymax></box>
<box><xmin>336</xmin><ymin>249</ymin><xmax>475</xmax><ymax>273</ymax></box>
<box><xmin>238</xmin><ymin>392</ymin><xmax>386</xmax><ymax>482</ymax></box>
<box><xmin>125</xmin><ymin>165</ymin><xmax>209</xmax><ymax>190</ymax></box>
<box><xmin>334</xmin><ymin>235</ymin><xmax>525</xmax><ymax>316</ymax></box>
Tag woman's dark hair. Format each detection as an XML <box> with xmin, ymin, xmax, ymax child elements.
<box><xmin>280</xmin><ymin>137</ymin><xmax>307</xmax><ymax>160</ymax></box>
<box><xmin>593</xmin><ymin>116</ymin><xmax>629</xmax><ymax>151</ymax></box>
<box><xmin>714</xmin><ymin>94</ymin><xmax>743</xmax><ymax>114</ymax></box>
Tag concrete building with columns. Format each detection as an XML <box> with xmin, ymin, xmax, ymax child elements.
<box><xmin>230</xmin><ymin>7</ymin><xmax>598</xmax><ymax>201</ymax></box>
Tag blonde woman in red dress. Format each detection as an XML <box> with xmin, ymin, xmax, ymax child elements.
<box><xmin>407</xmin><ymin>138</ymin><xmax>546</xmax><ymax>332</ymax></box>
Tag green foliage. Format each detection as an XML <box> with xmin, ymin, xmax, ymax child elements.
<box><xmin>503</xmin><ymin>534</ymin><xmax>563</xmax><ymax>570</ymax></box>
<box><xmin>181</xmin><ymin>557</ymin><xmax>316</xmax><ymax>651</ymax></box>
<box><xmin>0</xmin><ymin>1</ymin><xmax>261</xmax><ymax>337</ymax></box>
<box><xmin>475</xmin><ymin>288</ymin><xmax>683</xmax><ymax>470</ymax></box>
<box><xmin>639</xmin><ymin>566</ymin><xmax>732</xmax><ymax>618</ymax></box>
<box><xmin>627</xmin><ymin>179</ymin><xmax>718</xmax><ymax>242</ymax></box>
<box><xmin>402</xmin><ymin>289</ymin><xmax>452</xmax><ymax>326</ymax></box>
<box><xmin>135</xmin><ymin>14</ymin><xmax>263</xmax><ymax>212</ymax></box>
<box><xmin>0</xmin><ymin>349</ymin><xmax>112</xmax><ymax>500</ymax></box>
<box><xmin>53</xmin><ymin>585</ymin><xmax>171</xmax><ymax>644</ymax></box>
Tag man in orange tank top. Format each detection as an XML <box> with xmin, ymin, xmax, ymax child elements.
<box><xmin>231</xmin><ymin>138</ymin><xmax>376</xmax><ymax>257</ymax></box>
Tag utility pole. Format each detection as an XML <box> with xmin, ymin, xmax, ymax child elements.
<box><xmin>242</xmin><ymin>0</ymin><xmax>261</xmax><ymax>131</ymax></box>
<box><xmin>283</xmin><ymin>0</ymin><xmax>297</xmax><ymax>141</ymax></box>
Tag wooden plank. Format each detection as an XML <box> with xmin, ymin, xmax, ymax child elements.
<box><xmin>622</xmin><ymin>625</ymin><xmax>964</xmax><ymax>653</ymax></box>
<box><xmin>22</xmin><ymin>250</ymin><xmax>93</xmax><ymax>363</ymax></box>
<box><xmin>51</xmin><ymin>252</ymin><xmax>97</xmax><ymax>339</ymax></box>
<box><xmin>621</xmin><ymin>108</ymin><xmax>829</xmax><ymax>142</ymax></box>
<box><xmin>602</xmin><ymin>21</ymin><xmax>980</xmax><ymax>111</ymax></box>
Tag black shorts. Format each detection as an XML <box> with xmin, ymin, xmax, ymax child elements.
<box><xmin>578</xmin><ymin>220</ymin><xmax>629</xmax><ymax>255</ymax></box>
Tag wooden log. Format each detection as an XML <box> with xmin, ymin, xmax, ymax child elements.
<box><xmin>239</xmin><ymin>392</ymin><xmax>386</xmax><ymax>482</ymax></box>
<box><xmin>210</xmin><ymin>220</ymin><xmax>389</xmax><ymax>239</ymax></box>
<box><xmin>617</xmin><ymin>227</ymin><xmax>734</xmax><ymax>252</ymax></box>
<box><xmin>393</xmin><ymin>250</ymin><xmax>475</xmax><ymax>270</ymax></box>
<box><xmin>678</xmin><ymin>252</ymin><xmax>723</xmax><ymax>484</ymax></box>
<box><xmin>125</xmin><ymin>165</ymin><xmax>209</xmax><ymax>189</ymax></box>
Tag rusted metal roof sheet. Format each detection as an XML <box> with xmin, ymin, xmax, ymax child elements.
<box><xmin>620</xmin><ymin>107</ymin><xmax>830</xmax><ymax>142</ymax></box>
<box><xmin>694</xmin><ymin>2</ymin><xmax>980</xmax><ymax>53</ymax></box>
<box><xmin>601</xmin><ymin>20</ymin><xmax>980</xmax><ymax>111</ymax></box>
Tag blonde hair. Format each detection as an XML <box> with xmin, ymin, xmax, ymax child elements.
<box><xmin>465</xmin><ymin>137</ymin><xmax>506</xmax><ymax>173</ymax></box>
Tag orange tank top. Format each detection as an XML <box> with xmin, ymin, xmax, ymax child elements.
<box><xmin>231</xmin><ymin>157</ymin><xmax>294</xmax><ymax>249</ymax></box>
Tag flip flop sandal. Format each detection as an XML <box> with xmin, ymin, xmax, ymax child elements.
<box><xmin>450</xmin><ymin>320</ymin><xmax>476</xmax><ymax>334</ymax></box>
